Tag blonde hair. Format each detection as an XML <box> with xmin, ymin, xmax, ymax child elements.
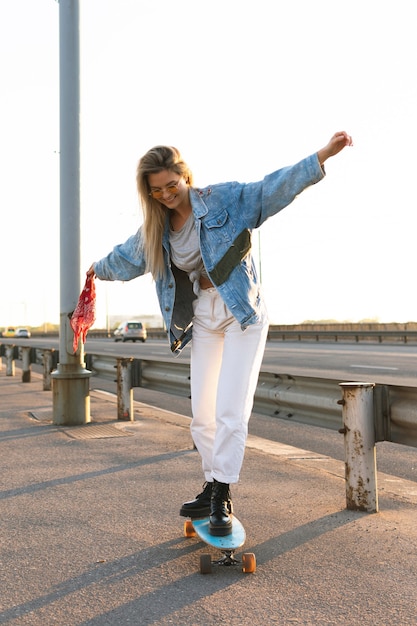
<box><xmin>136</xmin><ymin>146</ymin><xmax>193</xmax><ymax>279</ymax></box>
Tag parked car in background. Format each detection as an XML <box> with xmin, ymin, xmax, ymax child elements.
<box><xmin>15</xmin><ymin>328</ymin><xmax>31</xmax><ymax>338</ymax></box>
<box><xmin>2</xmin><ymin>327</ymin><xmax>16</xmax><ymax>338</ymax></box>
<box><xmin>113</xmin><ymin>321</ymin><xmax>147</xmax><ymax>343</ymax></box>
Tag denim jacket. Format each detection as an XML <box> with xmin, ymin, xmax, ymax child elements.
<box><xmin>94</xmin><ymin>153</ymin><xmax>325</xmax><ymax>355</ymax></box>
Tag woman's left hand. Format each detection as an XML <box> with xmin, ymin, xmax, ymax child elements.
<box><xmin>318</xmin><ymin>131</ymin><xmax>353</xmax><ymax>165</ymax></box>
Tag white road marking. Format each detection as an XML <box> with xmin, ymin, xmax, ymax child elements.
<box><xmin>350</xmin><ymin>364</ymin><xmax>398</xmax><ymax>371</ymax></box>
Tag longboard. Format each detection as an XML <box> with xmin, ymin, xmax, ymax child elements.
<box><xmin>183</xmin><ymin>515</ymin><xmax>256</xmax><ymax>574</ymax></box>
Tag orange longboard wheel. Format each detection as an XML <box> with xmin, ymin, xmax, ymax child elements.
<box><xmin>184</xmin><ymin>520</ymin><xmax>196</xmax><ymax>538</ymax></box>
<box><xmin>200</xmin><ymin>554</ymin><xmax>212</xmax><ymax>574</ymax></box>
<box><xmin>242</xmin><ymin>552</ymin><xmax>256</xmax><ymax>573</ymax></box>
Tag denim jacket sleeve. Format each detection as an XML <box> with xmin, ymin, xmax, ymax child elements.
<box><xmin>228</xmin><ymin>153</ymin><xmax>325</xmax><ymax>229</ymax></box>
<box><xmin>192</xmin><ymin>153</ymin><xmax>324</xmax><ymax>228</ymax></box>
<box><xmin>93</xmin><ymin>229</ymin><xmax>148</xmax><ymax>281</ymax></box>
<box><xmin>258</xmin><ymin>153</ymin><xmax>325</xmax><ymax>226</ymax></box>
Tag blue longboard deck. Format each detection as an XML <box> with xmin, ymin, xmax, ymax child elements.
<box><xmin>191</xmin><ymin>516</ymin><xmax>245</xmax><ymax>550</ymax></box>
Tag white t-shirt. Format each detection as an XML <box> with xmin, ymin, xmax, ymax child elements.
<box><xmin>169</xmin><ymin>213</ymin><xmax>208</xmax><ymax>295</ymax></box>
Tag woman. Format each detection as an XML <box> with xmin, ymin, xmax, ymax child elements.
<box><xmin>88</xmin><ymin>131</ymin><xmax>353</xmax><ymax>536</ymax></box>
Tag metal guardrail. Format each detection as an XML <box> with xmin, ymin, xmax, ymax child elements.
<box><xmin>267</xmin><ymin>329</ymin><xmax>417</xmax><ymax>344</ymax></box>
<box><xmin>1</xmin><ymin>342</ymin><xmax>417</xmax><ymax>448</ymax></box>
<box><xmin>88</xmin><ymin>355</ymin><xmax>417</xmax><ymax>513</ymax></box>
<box><xmin>85</xmin><ymin>328</ymin><xmax>417</xmax><ymax>343</ymax></box>
<box><xmin>5</xmin><ymin>328</ymin><xmax>417</xmax><ymax>344</ymax></box>
<box><xmin>2</xmin><ymin>341</ymin><xmax>417</xmax><ymax>513</ymax></box>
<box><xmin>87</xmin><ymin>354</ymin><xmax>417</xmax><ymax>447</ymax></box>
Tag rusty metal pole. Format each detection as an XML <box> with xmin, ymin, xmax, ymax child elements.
<box><xmin>117</xmin><ymin>358</ymin><xmax>134</xmax><ymax>421</ymax></box>
<box><xmin>5</xmin><ymin>345</ymin><xmax>15</xmax><ymax>377</ymax></box>
<box><xmin>43</xmin><ymin>350</ymin><xmax>53</xmax><ymax>391</ymax></box>
<box><xmin>21</xmin><ymin>347</ymin><xmax>31</xmax><ymax>382</ymax></box>
<box><xmin>339</xmin><ymin>382</ymin><xmax>378</xmax><ymax>513</ymax></box>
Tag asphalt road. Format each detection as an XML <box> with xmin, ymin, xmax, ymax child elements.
<box><xmin>21</xmin><ymin>336</ymin><xmax>417</xmax><ymax>386</ymax></box>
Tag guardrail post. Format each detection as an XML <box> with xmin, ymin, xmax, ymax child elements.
<box><xmin>5</xmin><ymin>345</ymin><xmax>15</xmax><ymax>377</ymax></box>
<box><xmin>21</xmin><ymin>347</ymin><xmax>31</xmax><ymax>382</ymax></box>
<box><xmin>43</xmin><ymin>350</ymin><xmax>53</xmax><ymax>391</ymax></box>
<box><xmin>117</xmin><ymin>358</ymin><xmax>133</xmax><ymax>421</ymax></box>
<box><xmin>339</xmin><ymin>382</ymin><xmax>378</xmax><ymax>513</ymax></box>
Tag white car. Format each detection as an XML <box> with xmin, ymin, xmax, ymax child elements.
<box><xmin>15</xmin><ymin>328</ymin><xmax>31</xmax><ymax>338</ymax></box>
<box><xmin>113</xmin><ymin>321</ymin><xmax>147</xmax><ymax>343</ymax></box>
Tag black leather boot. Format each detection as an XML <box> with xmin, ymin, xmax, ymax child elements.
<box><xmin>209</xmin><ymin>480</ymin><xmax>233</xmax><ymax>536</ymax></box>
<box><xmin>180</xmin><ymin>482</ymin><xmax>212</xmax><ymax>518</ymax></box>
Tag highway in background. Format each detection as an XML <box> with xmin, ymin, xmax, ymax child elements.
<box><xmin>22</xmin><ymin>336</ymin><xmax>417</xmax><ymax>387</ymax></box>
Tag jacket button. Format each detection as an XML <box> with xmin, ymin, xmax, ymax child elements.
<box><xmin>165</xmin><ymin>306</ymin><xmax>170</xmax><ymax>312</ymax></box>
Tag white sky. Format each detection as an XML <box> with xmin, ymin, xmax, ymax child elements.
<box><xmin>1</xmin><ymin>0</ymin><xmax>416</xmax><ymax>329</ymax></box>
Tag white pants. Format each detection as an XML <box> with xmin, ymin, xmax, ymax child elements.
<box><xmin>190</xmin><ymin>288</ymin><xmax>269</xmax><ymax>485</ymax></box>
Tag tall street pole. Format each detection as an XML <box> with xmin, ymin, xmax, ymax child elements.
<box><xmin>52</xmin><ymin>0</ymin><xmax>91</xmax><ymax>425</ymax></box>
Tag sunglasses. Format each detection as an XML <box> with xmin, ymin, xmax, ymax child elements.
<box><xmin>149</xmin><ymin>180</ymin><xmax>182</xmax><ymax>200</ymax></box>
